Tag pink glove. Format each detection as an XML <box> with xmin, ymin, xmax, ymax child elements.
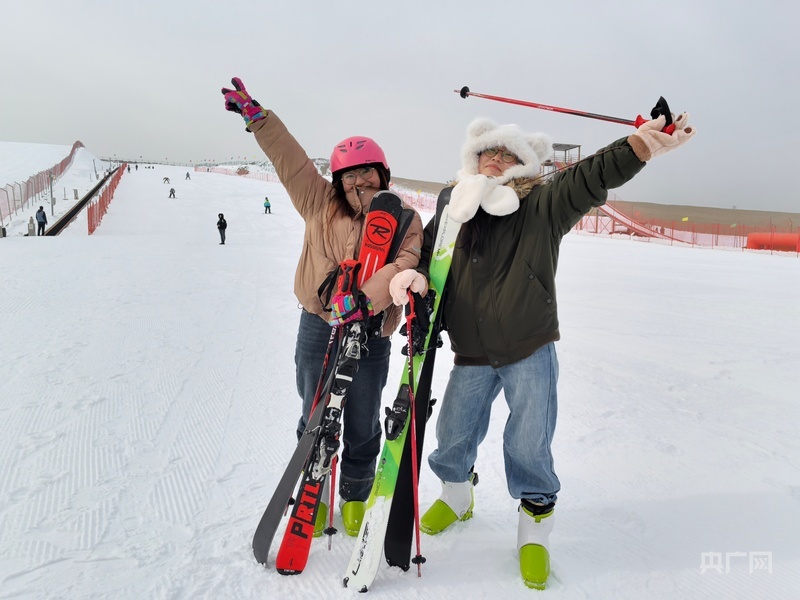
<box><xmin>330</xmin><ymin>292</ymin><xmax>373</xmax><ymax>327</ymax></box>
<box><xmin>389</xmin><ymin>269</ymin><xmax>428</xmax><ymax>306</ymax></box>
<box><xmin>628</xmin><ymin>114</ymin><xmax>695</xmax><ymax>162</ymax></box>
<box><xmin>221</xmin><ymin>77</ymin><xmax>266</xmax><ymax>132</ymax></box>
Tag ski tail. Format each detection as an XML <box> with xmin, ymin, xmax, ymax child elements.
<box><xmin>275</xmin><ymin>477</ymin><xmax>327</xmax><ymax>574</ymax></box>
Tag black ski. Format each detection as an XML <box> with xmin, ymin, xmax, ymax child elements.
<box><xmin>384</xmin><ymin>188</ymin><xmax>452</xmax><ymax>570</ymax></box>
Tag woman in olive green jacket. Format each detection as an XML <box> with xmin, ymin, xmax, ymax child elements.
<box><xmin>390</xmin><ymin>113</ymin><xmax>695</xmax><ymax>589</ymax></box>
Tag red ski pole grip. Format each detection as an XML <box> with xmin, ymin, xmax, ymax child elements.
<box><xmin>634</xmin><ymin>114</ymin><xmax>676</xmax><ymax>134</ymax></box>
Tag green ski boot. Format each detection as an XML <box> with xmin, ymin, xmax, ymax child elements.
<box><xmin>312</xmin><ymin>476</ymin><xmax>330</xmax><ymax>538</ymax></box>
<box><xmin>420</xmin><ymin>473</ymin><xmax>477</xmax><ymax>535</ymax></box>
<box><xmin>341</xmin><ymin>500</ymin><xmax>366</xmax><ymax>537</ymax></box>
<box><xmin>313</xmin><ymin>502</ymin><xmax>328</xmax><ymax>538</ymax></box>
<box><xmin>518</xmin><ymin>500</ymin><xmax>555</xmax><ymax>590</ymax></box>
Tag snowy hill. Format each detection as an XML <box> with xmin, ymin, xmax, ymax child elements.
<box><xmin>0</xmin><ymin>146</ymin><xmax>798</xmax><ymax>599</ymax></box>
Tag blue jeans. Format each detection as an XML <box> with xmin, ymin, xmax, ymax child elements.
<box><xmin>295</xmin><ymin>310</ymin><xmax>390</xmax><ymax>501</ymax></box>
<box><xmin>428</xmin><ymin>343</ymin><xmax>560</xmax><ymax>504</ymax></box>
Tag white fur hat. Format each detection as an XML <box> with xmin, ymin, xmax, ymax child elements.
<box><xmin>456</xmin><ymin>118</ymin><xmax>552</xmax><ymax>185</ymax></box>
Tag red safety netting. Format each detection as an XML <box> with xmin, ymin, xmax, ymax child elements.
<box><xmin>0</xmin><ymin>142</ymin><xmax>84</xmax><ymax>226</ymax></box>
<box><xmin>87</xmin><ymin>166</ymin><xmax>126</xmax><ymax>234</ymax></box>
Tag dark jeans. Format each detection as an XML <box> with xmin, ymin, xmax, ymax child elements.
<box><xmin>37</xmin><ymin>223</ymin><xmax>45</xmax><ymax>236</ymax></box>
<box><xmin>218</xmin><ymin>229</ymin><xmax>226</xmax><ymax>243</ymax></box>
<box><xmin>295</xmin><ymin>310</ymin><xmax>390</xmax><ymax>501</ymax></box>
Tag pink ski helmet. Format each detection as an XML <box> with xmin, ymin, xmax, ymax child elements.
<box><xmin>330</xmin><ymin>136</ymin><xmax>390</xmax><ymax>180</ymax></box>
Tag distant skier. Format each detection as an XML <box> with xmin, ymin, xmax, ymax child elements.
<box><xmin>163</xmin><ymin>177</ymin><xmax>170</xmax><ymax>184</ymax></box>
<box><xmin>186</xmin><ymin>172</ymin><xmax>191</xmax><ymax>180</ymax></box>
<box><xmin>217</xmin><ymin>213</ymin><xmax>227</xmax><ymax>244</ymax></box>
<box><xmin>263</xmin><ymin>196</ymin><xmax>271</xmax><ymax>214</ymax></box>
<box><xmin>168</xmin><ymin>188</ymin><xmax>176</xmax><ymax>198</ymax></box>
<box><xmin>35</xmin><ymin>206</ymin><xmax>47</xmax><ymax>236</ymax></box>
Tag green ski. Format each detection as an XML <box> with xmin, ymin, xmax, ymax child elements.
<box><xmin>343</xmin><ymin>193</ymin><xmax>460</xmax><ymax>592</ymax></box>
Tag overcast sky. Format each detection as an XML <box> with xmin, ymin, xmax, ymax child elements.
<box><xmin>2</xmin><ymin>0</ymin><xmax>797</xmax><ymax>212</ymax></box>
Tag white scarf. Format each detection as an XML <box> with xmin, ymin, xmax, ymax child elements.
<box><xmin>448</xmin><ymin>174</ymin><xmax>520</xmax><ymax>223</ymax></box>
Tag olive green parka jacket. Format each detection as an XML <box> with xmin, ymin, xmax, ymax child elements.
<box><xmin>417</xmin><ymin>137</ymin><xmax>645</xmax><ymax>367</ymax></box>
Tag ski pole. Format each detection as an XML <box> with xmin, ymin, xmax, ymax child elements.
<box><xmin>308</xmin><ymin>326</ymin><xmax>340</xmax><ymax>415</ymax></box>
<box><xmin>325</xmin><ymin>456</ymin><xmax>338</xmax><ymax>549</ymax></box>
<box><xmin>455</xmin><ymin>86</ymin><xmax>675</xmax><ymax>134</ymax></box>
<box><xmin>405</xmin><ymin>292</ymin><xmax>426</xmax><ymax>576</ymax></box>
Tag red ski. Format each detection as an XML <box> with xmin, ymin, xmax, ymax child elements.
<box><xmin>275</xmin><ymin>191</ymin><xmax>410</xmax><ymax>574</ymax></box>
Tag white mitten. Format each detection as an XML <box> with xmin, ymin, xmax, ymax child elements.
<box><xmin>480</xmin><ymin>184</ymin><xmax>520</xmax><ymax>216</ymax></box>
<box><xmin>449</xmin><ymin>174</ymin><xmax>495</xmax><ymax>223</ymax></box>
<box><xmin>628</xmin><ymin>114</ymin><xmax>696</xmax><ymax>162</ymax></box>
<box><xmin>389</xmin><ymin>269</ymin><xmax>428</xmax><ymax>306</ymax></box>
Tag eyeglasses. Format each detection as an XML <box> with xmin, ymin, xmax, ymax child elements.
<box><xmin>341</xmin><ymin>166</ymin><xmax>376</xmax><ymax>184</ymax></box>
<box><xmin>481</xmin><ymin>148</ymin><xmax>519</xmax><ymax>164</ymax></box>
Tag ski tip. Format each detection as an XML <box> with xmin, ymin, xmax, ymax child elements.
<box><xmin>373</xmin><ymin>189</ymin><xmax>402</xmax><ymax>203</ymax></box>
<box><xmin>342</xmin><ymin>576</ymin><xmax>368</xmax><ymax>593</ymax></box>
<box><xmin>277</xmin><ymin>568</ymin><xmax>303</xmax><ymax>576</ymax></box>
<box><xmin>385</xmin><ymin>558</ymin><xmax>410</xmax><ymax>572</ymax></box>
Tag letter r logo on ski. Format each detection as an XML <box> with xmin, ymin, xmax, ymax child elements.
<box><xmin>365</xmin><ymin>215</ymin><xmax>396</xmax><ymax>246</ymax></box>
<box><xmin>370</xmin><ymin>223</ymin><xmax>391</xmax><ymax>241</ymax></box>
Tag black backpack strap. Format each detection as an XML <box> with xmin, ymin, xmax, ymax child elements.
<box><xmin>386</xmin><ymin>206</ymin><xmax>416</xmax><ymax>265</ymax></box>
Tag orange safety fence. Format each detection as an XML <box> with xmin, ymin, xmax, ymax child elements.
<box><xmin>575</xmin><ymin>206</ymin><xmax>798</xmax><ymax>254</ymax></box>
<box><xmin>0</xmin><ymin>141</ymin><xmax>85</xmax><ymax>227</ymax></box>
<box><xmin>87</xmin><ymin>166</ymin><xmax>126</xmax><ymax>234</ymax></box>
<box><xmin>200</xmin><ymin>166</ymin><xmax>440</xmax><ymax>213</ymax></box>
<box><xmin>200</xmin><ymin>166</ymin><xmax>797</xmax><ymax>255</ymax></box>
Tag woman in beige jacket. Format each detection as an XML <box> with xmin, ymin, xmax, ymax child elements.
<box><xmin>222</xmin><ymin>77</ymin><xmax>424</xmax><ymax>537</ymax></box>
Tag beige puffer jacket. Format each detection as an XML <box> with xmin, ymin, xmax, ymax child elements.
<box><xmin>249</xmin><ymin>113</ymin><xmax>424</xmax><ymax>336</ymax></box>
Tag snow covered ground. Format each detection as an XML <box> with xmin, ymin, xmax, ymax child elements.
<box><xmin>1</xmin><ymin>147</ymin><xmax>798</xmax><ymax>599</ymax></box>
<box><xmin>0</xmin><ymin>141</ymin><xmax>112</xmax><ymax>236</ymax></box>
